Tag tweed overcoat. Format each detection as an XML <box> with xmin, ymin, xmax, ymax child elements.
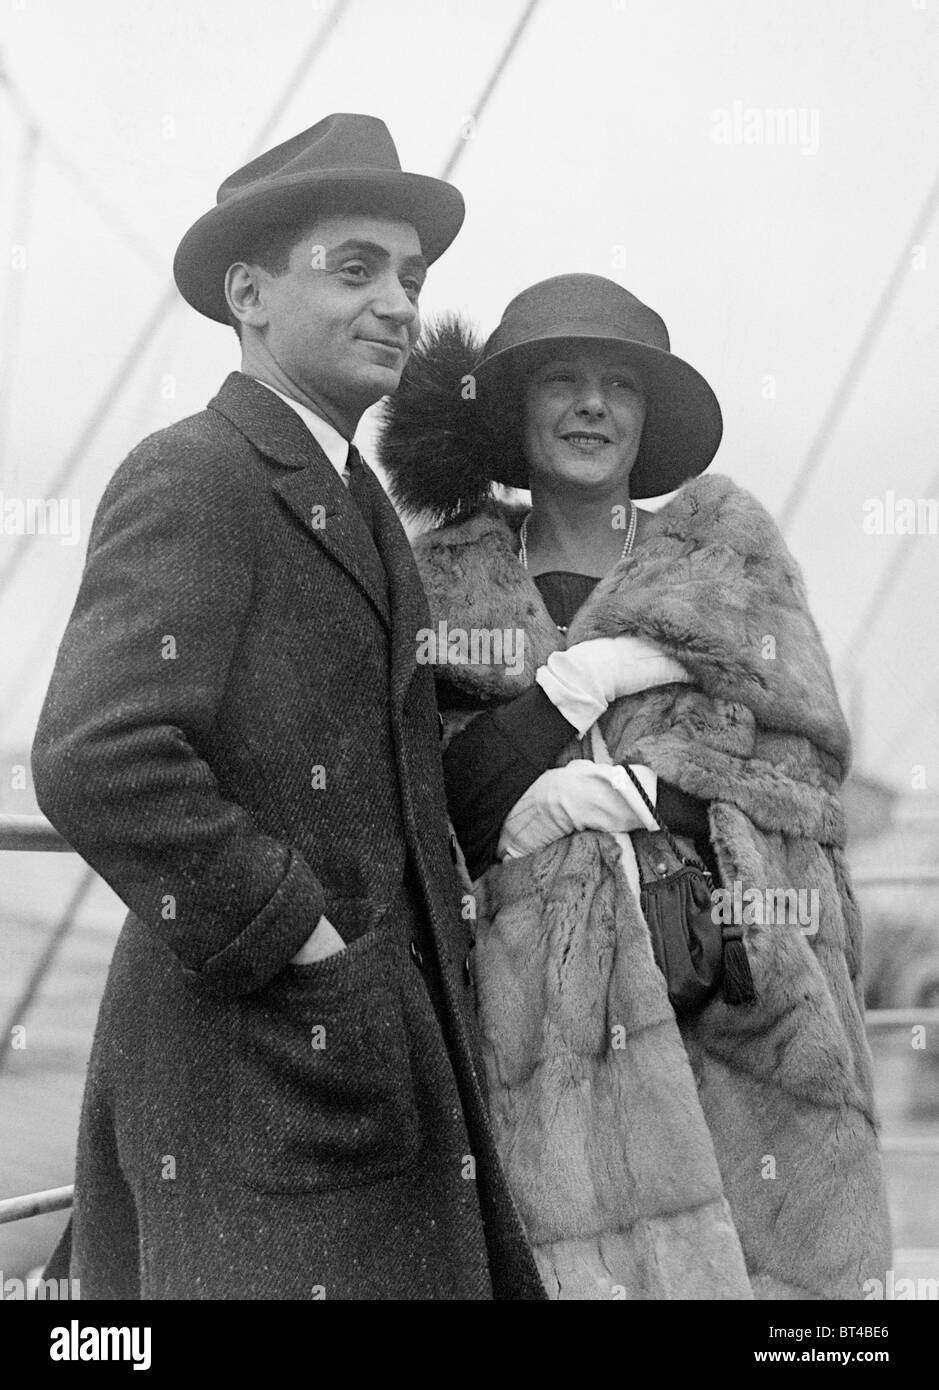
<box><xmin>31</xmin><ymin>371</ymin><xmax>545</xmax><ymax>1301</ymax></box>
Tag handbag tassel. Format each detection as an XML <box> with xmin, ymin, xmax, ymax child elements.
<box><xmin>721</xmin><ymin>925</ymin><xmax>757</xmax><ymax>1005</ymax></box>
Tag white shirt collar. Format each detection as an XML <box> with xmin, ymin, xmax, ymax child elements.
<box><xmin>253</xmin><ymin>379</ymin><xmax>351</xmax><ymax>479</ymax></box>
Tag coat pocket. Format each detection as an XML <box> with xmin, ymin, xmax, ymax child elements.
<box><xmin>230</xmin><ymin>923</ymin><xmax>419</xmax><ymax>1192</ymax></box>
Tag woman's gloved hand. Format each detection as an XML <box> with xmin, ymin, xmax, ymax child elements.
<box><xmin>497</xmin><ymin>759</ymin><xmax>659</xmax><ymax>860</ymax></box>
<box><xmin>535</xmin><ymin>635</ymin><xmax>691</xmax><ymax>736</ymax></box>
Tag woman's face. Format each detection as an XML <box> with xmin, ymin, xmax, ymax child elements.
<box><xmin>522</xmin><ymin>342</ymin><xmax>646</xmax><ymax>493</ymax></box>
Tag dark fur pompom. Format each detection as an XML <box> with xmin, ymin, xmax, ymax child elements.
<box><xmin>378</xmin><ymin>316</ymin><xmax>513</xmax><ymax>525</ymax></box>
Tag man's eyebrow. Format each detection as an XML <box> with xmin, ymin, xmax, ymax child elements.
<box><xmin>324</xmin><ymin>239</ymin><xmax>428</xmax><ymax>274</ymax></box>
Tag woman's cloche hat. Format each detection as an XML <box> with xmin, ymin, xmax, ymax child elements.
<box><xmin>474</xmin><ymin>274</ymin><xmax>723</xmax><ymax>499</ymax></box>
<box><xmin>173</xmin><ymin>112</ymin><xmax>465</xmax><ymax>324</ymax></box>
<box><xmin>380</xmin><ymin>272</ymin><xmax>724</xmax><ymax>523</ymax></box>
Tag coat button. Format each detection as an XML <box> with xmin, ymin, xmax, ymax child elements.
<box><xmin>462</xmin><ymin>954</ymin><xmax>472</xmax><ymax>988</ymax></box>
<box><xmin>409</xmin><ymin>939</ymin><xmax>424</xmax><ymax>970</ymax></box>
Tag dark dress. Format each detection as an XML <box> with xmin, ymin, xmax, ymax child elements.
<box><xmin>441</xmin><ymin>570</ymin><xmax>711</xmax><ymax>881</ymax></box>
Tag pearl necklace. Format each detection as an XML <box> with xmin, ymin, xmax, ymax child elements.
<box><xmin>518</xmin><ymin>499</ymin><xmax>638</xmax><ymax>572</ymax></box>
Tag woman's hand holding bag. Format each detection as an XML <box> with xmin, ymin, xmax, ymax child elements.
<box><xmin>497</xmin><ymin>759</ymin><xmax>659</xmax><ymax>860</ymax></box>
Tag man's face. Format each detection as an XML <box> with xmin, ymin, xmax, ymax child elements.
<box><xmin>251</xmin><ymin>214</ymin><xmax>425</xmax><ymax>421</ymax></box>
<box><xmin>522</xmin><ymin>343</ymin><xmax>647</xmax><ymax>493</ymax></box>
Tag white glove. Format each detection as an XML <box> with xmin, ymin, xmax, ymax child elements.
<box><xmin>497</xmin><ymin>759</ymin><xmax>659</xmax><ymax>860</ymax></box>
<box><xmin>536</xmin><ymin>635</ymin><xmax>690</xmax><ymax>737</ymax></box>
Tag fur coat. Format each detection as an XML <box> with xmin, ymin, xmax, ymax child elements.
<box><xmin>379</xmin><ymin>322</ymin><xmax>892</xmax><ymax>1301</ymax></box>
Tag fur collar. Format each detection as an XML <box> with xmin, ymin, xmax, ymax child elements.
<box><xmin>378</xmin><ymin>316</ymin><xmax>505</xmax><ymax>525</ymax></box>
<box><xmin>414</xmin><ymin>475</ymin><xmax>851</xmax><ymax>779</ymax></box>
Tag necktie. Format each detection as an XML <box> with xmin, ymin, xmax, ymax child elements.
<box><xmin>346</xmin><ymin>444</ymin><xmax>375</xmax><ymax>535</ymax></box>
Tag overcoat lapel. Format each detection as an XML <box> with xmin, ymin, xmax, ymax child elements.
<box><xmin>273</xmin><ymin>466</ymin><xmax>390</xmax><ymax>627</ymax></box>
<box><xmin>209</xmin><ymin>372</ymin><xmax>390</xmax><ymax>627</ymax></box>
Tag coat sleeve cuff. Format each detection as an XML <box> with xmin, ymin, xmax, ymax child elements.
<box><xmin>181</xmin><ymin>849</ymin><xmax>326</xmax><ymax>997</ymax></box>
<box><xmin>490</xmin><ymin>682</ymin><xmax>578</xmax><ymax>763</ymax></box>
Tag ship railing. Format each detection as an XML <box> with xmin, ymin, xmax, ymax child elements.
<box><xmin>2</xmin><ymin>815</ymin><xmax>939</xmax><ymax>1222</ymax></box>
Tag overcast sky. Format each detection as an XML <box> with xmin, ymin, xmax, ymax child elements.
<box><xmin>1</xmin><ymin>0</ymin><xmax>937</xmax><ymax>793</ymax></box>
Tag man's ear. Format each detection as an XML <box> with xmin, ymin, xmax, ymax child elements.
<box><xmin>225</xmin><ymin>262</ymin><xmax>268</xmax><ymax>334</ymax></box>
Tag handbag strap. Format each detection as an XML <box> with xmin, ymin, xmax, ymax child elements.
<box><xmin>588</xmin><ymin>725</ymin><xmax>711</xmax><ymax>879</ymax></box>
<box><xmin>622</xmin><ymin>763</ymin><xmax>711</xmax><ymax>879</ymax></box>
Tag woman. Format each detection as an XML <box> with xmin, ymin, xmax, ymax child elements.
<box><xmin>380</xmin><ymin>274</ymin><xmax>891</xmax><ymax>1299</ymax></box>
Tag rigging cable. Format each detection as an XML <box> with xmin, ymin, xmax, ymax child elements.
<box><xmin>0</xmin><ymin>57</ymin><xmax>164</xmax><ymax>277</ymax></box>
<box><xmin>438</xmin><ymin>0</ymin><xmax>542</xmax><ymax>181</ymax></box>
<box><xmin>838</xmin><ymin>460</ymin><xmax>939</xmax><ymax>679</ymax></box>
<box><xmin>0</xmin><ymin>0</ymin><xmax>353</xmax><ymax>606</ymax></box>
<box><xmin>778</xmin><ymin>164</ymin><xmax>939</xmax><ymax>534</ymax></box>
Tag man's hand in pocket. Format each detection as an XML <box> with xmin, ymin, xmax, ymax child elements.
<box><xmin>290</xmin><ymin>915</ymin><xmax>346</xmax><ymax>965</ymax></box>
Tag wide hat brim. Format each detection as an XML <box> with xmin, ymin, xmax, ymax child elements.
<box><xmin>474</xmin><ymin>329</ymin><xmax>723</xmax><ymax>500</ymax></box>
<box><xmin>174</xmin><ymin>168</ymin><xmax>465</xmax><ymax>324</ymax></box>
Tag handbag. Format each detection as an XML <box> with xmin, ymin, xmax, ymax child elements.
<box><xmin>623</xmin><ymin>765</ymin><xmax>757</xmax><ymax>1015</ymax></box>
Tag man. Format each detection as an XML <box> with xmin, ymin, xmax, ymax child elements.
<box><xmin>32</xmin><ymin>113</ymin><xmax>544</xmax><ymax>1300</ymax></box>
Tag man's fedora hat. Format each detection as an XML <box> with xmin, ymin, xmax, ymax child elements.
<box><xmin>474</xmin><ymin>273</ymin><xmax>723</xmax><ymax>498</ymax></box>
<box><xmin>174</xmin><ymin>112</ymin><xmax>465</xmax><ymax>323</ymax></box>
